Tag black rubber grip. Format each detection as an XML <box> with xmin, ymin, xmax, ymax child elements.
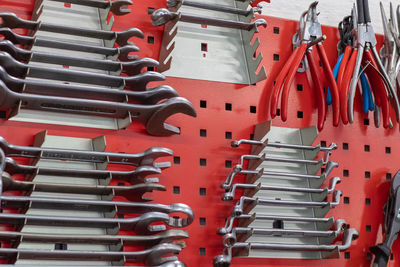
<box><xmin>370</xmin><ymin>244</ymin><xmax>390</xmax><ymax>267</ymax></box>
<box><xmin>356</xmin><ymin>0</ymin><xmax>364</xmax><ymax>24</ymax></box>
<box><xmin>363</xmin><ymin>0</ymin><xmax>371</xmax><ymax>23</ymax></box>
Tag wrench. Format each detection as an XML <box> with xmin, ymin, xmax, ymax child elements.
<box><xmin>0</xmin><ymin>229</ymin><xmax>188</xmax><ymax>247</ymax></box>
<box><xmin>222</xmin><ymin>162</ymin><xmax>338</xmax><ymax>190</ymax></box>
<box><xmin>44</xmin><ymin>0</ymin><xmax>133</xmax><ymax>16</ymax></box>
<box><xmin>239</xmin><ymin>154</ymin><xmax>326</xmax><ymax>167</ymax></box>
<box><xmin>1</xmin><ymin>174</ymin><xmax>165</xmax><ymax>202</ymax></box>
<box><xmin>0</xmin><ymin>40</ymin><xmax>158</xmax><ymax>76</ymax></box>
<box><xmin>0</xmin><ymin>28</ymin><xmax>139</xmax><ymax>61</ymax></box>
<box><xmin>151</xmin><ymin>8</ymin><xmax>267</xmax><ymax>31</ymax></box>
<box><xmin>0</xmin><ymin>212</ymin><xmax>182</xmax><ymax>234</ymax></box>
<box><xmin>5</xmin><ymin>157</ymin><xmax>162</xmax><ymax>184</ymax></box>
<box><xmin>0</xmin><ymin>13</ymin><xmax>144</xmax><ymax>47</ymax></box>
<box><xmin>214</xmin><ymin>229</ymin><xmax>359</xmax><ymax>267</ymax></box>
<box><xmin>0</xmin><ymin>195</ymin><xmax>194</xmax><ymax>227</ymax></box>
<box><xmin>223</xmin><ymin>177</ymin><xmax>341</xmax><ymax>201</ymax></box>
<box><xmin>220</xmin><ymin>214</ymin><xmax>335</xmax><ymax>234</ymax></box>
<box><xmin>167</xmin><ymin>0</ymin><xmax>261</xmax><ymax>17</ymax></box>
<box><xmin>0</xmin><ymin>243</ymin><xmax>181</xmax><ymax>266</ymax></box>
<box><xmin>0</xmin><ymin>52</ymin><xmax>165</xmax><ymax>90</ymax></box>
<box><xmin>0</xmin><ymin>262</ymin><xmax>186</xmax><ymax>267</ymax></box>
<box><xmin>0</xmin><ymin>67</ymin><xmax>177</xmax><ymax>104</ymax></box>
<box><xmin>0</xmin><ymin>136</ymin><xmax>172</xmax><ymax>167</ymax></box>
<box><xmin>0</xmin><ymin>79</ymin><xmax>197</xmax><ymax>136</ymax></box>
<box><xmin>233</xmin><ymin>191</ymin><xmax>342</xmax><ymax>216</ymax></box>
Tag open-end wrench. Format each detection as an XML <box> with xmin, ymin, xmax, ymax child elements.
<box><xmin>0</xmin><ymin>40</ymin><xmax>159</xmax><ymax>76</ymax></box>
<box><xmin>223</xmin><ymin>177</ymin><xmax>341</xmax><ymax>201</ymax></box>
<box><xmin>224</xmin><ymin>219</ymin><xmax>346</xmax><ymax>241</ymax></box>
<box><xmin>5</xmin><ymin>157</ymin><xmax>162</xmax><ymax>184</ymax></box>
<box><xmin>0</xmin><ymin>13</ymin><xmax>144</xmax><ymax>47</ymax></box>
<box><xmin>0</xmin><ymin>195</ymin><xmax>194</xmax><ymax>227</ymax></box>
<box><xmin>219</xmin><ymin>214</ymin><xmax>335</xmax><ymax>234</ymax></box>
<box><xmin>0</xmin><ymin>262</ymin><xmax>186</xmax><ymax>267</ymax></box>
<box><xmin>167</xmin><ymin>0</ymin><xmax>261</xmax><ymax>17</ymax></box>
<box><xmin>1</xmin><ymin>174</ymin><xmax>165</xmax><ymax>202</ymax></box>
<box><xmin>151</xmin><ymin>8</ymin><xmax>267</xmax><ymax>31</ymax></box>
<box><xmin>0</xmin><ymin>52</ymin><xmax>165</xmax><ymax>91</ymax></box>
<box><xmin>0</xmin><ymin>136</ymin><xmax>172</xmax><ymax>167</ymax></box>
<box><xmin>233</xmin><ymin>191</ymin><xmax>342</xmax><ymax>216</ymax></box>
<box><xmin>239</xmin><ymin>154</ymin><xmax>327</xmax><ymax>167</ymax></box>
<box><xmin>222</xmin><ymin>162</ymin><xmax>338</xmax><ymax>190</ymax></box>
<box><xmin>44</xmin><ymin>0</ymin><xmax>133</xmax><ymax>16</ymax></box>
<box><xmin>0</xmin><ymin>67</ymin><xmax>177</xmax><ymax>105</ymax></box>
<box><xmin>0</xmin><ymin>79</ymin><xmax>196</xmax><ymax>136</ymax></box>
<box><xmin>0</xmin><ymin>229</ymin><xmax>188</xmax><ymax>247</ymax></box>
<box><xmin>214</xmin><ymin>228</ymin><xmax>359</xmax><ymax>267</ymax></box>
<box><xmin>0</xmin><ymin>243</ymin><xmax>181</xmax><ymax>266</ymax></box>
<box><xmin>0</xmin><ymin>212</ymin><xmax>182</xmax><ymax>234</ymax></box>
<box><xmin>0</xmin><ymin>28</ymin><xmax>139</xmax><ymax>61</ymax></box>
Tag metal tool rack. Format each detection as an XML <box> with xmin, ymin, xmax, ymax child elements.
<box><xmin>0</xmin><ymin>0</ymin><xmax>397</xmax><ymax>266</ymax></box>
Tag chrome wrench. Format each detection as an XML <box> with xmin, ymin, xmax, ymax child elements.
<box><xmin>43</xmin><ymin>0</ymin><xmax>133</xmax><ymax>16</ymax></box>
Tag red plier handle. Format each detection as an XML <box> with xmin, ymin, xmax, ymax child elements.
<box><xmin>337</xmin><ymin>46</ymin><xmax>353</xmax><ymax>87</ymax></box>
<box><xmin>340</xmin><ymin>48</ymin><xmax>358</xmax><ymax>124</ymax></box>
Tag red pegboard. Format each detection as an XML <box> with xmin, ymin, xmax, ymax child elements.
<box><xmin>0</xmin><ymin>1</ymin><xmax>399</xmax><ymax>267</ymax></box>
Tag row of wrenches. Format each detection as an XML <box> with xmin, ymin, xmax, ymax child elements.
<box><xmin>0</xmin><ymin>136</ymin><xmax>193</xmax><ymax>266</ymax></box>
<box><xmin>214</xmin><ymin>137</ymin><xmax>358</xmax><ymax>266</ymax></box>
<box><xmin>0</xmin><ymin>2</ymin><xmax>197</xmax><ymax>135</ymax></box>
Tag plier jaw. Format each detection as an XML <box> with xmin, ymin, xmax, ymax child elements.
<box><xmin>301</xmin><ymin>1</ymin><xmax>322</xmax><ymax>43</ymax></box>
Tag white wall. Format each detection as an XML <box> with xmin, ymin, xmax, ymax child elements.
<box><xmin>260</xmin><ymin>0</ymin><xmax>397</xmax><ymax>34</ymax></box>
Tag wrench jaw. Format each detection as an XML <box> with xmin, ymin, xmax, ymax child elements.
<box><xmin>167</xmin><ymin>203</ymin><xmax>194</xmax><ymax>227</ymax></box>
<box><xmin>132</xmin><ymin>212</ymin><xmax>171</xmax><ymax>235</ymax></box>
<box><xmin>253</xmin><ymin>18</ymin><xmax>267</xmax><ymax>32</ymax></box>
<box><xmin>124</xmin><ymin>183</ymin><xmax>167</xmax><ymax>202</ymax></box>
<box><xmin>137</xmin><ymin>86</ymin><xmax>179</xmax><ymax>105</ymax></box>
<box><xmin>162</xmin><ymin>260</ymin><xmax>187</xmax><ymax>267</ymax></box>
<box><xmin>126</xmin><ymin>71</ymin><xmax>166</xmax><ymax>91</ymax></box>
<box><xmin>166</xmin><ymin>0</ymin><xmax>182</xmax><ymax>9</ymax></box>
<box><xmin>151</xmin><ymin>8</ymin><xmax>180</xmax><ymax>26</ymax></box>
<box><xmin>110</xmin><ymin>0</ymin><xmax>133</xmax><ymax>16</ymax></box>
<box><xmin>115</xmin><ymin>28</ymin><xmax>144</xmax><ymax>47</ymax></box>
<box><xmin>0</xmin><ymin>52</ymin><xmax>28</xmax><ymax>77</ymax></box>
<box><xmin>0</xmin><ymin>40</ymin><xmax>31</xmax><ymax>62</ymax></box>
<box><xmin>123</xmin><ymin>58</ymin><xmax>160</xmax><ymax>76</ymax></box>
<box><xmin>0</xmin><ymin>13</ymin><xmax>38</xmax><ymax>30</ymax></box>
<box><xmin>144</xmin><ymin>97</ymin><xmax>197</xmax><ymax>136</ymax></box>
<box><xmin>145</xmin><ymin>243</ymin><xmax>182</xmax><ymax>266</ymax></box>
<box><xmin>116</xmin><ymin>45</ymin><xmax>139</xmax><ymax>61</ymax></box>
<box><xmin>0</xmin><ymin>27</ymin><xmax>33</xmax><ymax>46</ymax></box>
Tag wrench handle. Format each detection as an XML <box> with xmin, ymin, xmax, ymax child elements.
<box><xmin>39</xmin><ymin>23</ymin><xmax>115</xmax><ymax>40</ymax></box>
<box><xmin>49</xmin><ymin>0</ymin><xmax>109</xmax><ymax>9</ymax></box>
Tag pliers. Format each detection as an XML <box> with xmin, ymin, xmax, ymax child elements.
<box><xmin>343</xmin><ymin>0</ymin><xmax>400</xmax><ymax>128</ymax></box>
<box><xmin>270</xmin><ymin>1</ymin><xmax>340</xmax><ymax>131</ymax></box>
<box><xmin>328</xmin><ymin>15</ymin><xmax>374</xmax><ymax>114</ymax></box>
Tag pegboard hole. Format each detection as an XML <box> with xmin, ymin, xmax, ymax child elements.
<box><xmin>297</xmin><ymin>84</ymin><xmax>303</xmax><ymax>91</ymax></box>
<box><xmin>200</xmin><ymin>100</ymin><xmax>207</xmax><ymax>108</ymax></box>
<box><xmin>199</xmin><ymin>248</ymin><xmax>206</xmax><ymax>256</ymax></box>
<box><xmin>148</xmin><ymin>7</ymin><xmax>155</xmax><ymax>14</ymax></box>
<box><xmin>365</xmin><ymin>198</ymin><xmax>371</xmax><ymax>205</ymax></box>
<box><xmin>276</xmin><ymin>109</ymin><xmax>281</xmax><ymax>116</ymax></box>
<box><xmin>365</xmin><ymin>171</ymin><xmax>370</xmax><ymax>179</ymax></box>
<box><xmin>147</xmin><ymin>36</ymin><xmax>154</xmax><ymax>44</ymax></box>
<box><xmin>250</xmin><ymin>106</ymin><xmax>257</xmax><ymax>113</ymax></box>
<box><xmin>386</xmin><ymin>147</ymin><xmax>391</xmax><ymax>154</ymax></box>
<box><xmin>201</xmin><ymin>43</ymin><xmax>208</xmax><ymax>52</ymax></box>
<box><xmin>387</xmin><ymin>173</ymin><xmax>392</xmax><ymax>180</ymax></box>
<box><xmin>200</xmin><ymin>129</ymin><xmax>207</xmax><ymax>137</ymax></box>
<box><xmin>366</xmin><ymin>225</ymin><xmax>371</xmax><ymax>232</ymax></box>
<box><xmin>364</xmin><ymin>118</ymin><xmax>370</xmax><ymax>125</ymax></box>
<box><xmin>391</xmin><ymin>253</ymin><xmax>394</xmax><ymax>260</ymax></box>
<box><xmin>343</xmin><ymin>143</ymin><xmax>349</xmax><ymax>150</ymax></box>
<box><xmin>344</xmin><ymin>252</ymin><xmax>350</xmax><ymax>259</ymax></box>
<box><xmin>200</xmin><ymin>158</ymin><xmax>207</xmax><ymax>166</ymax></box>
<box><xmin>273</xmin><ymin>54</ymin><xmax>280</xmax><ymax>61</ymax></box>
<box><xmin>273</xmin><ymin>220</ymin><xmax>284</xmax><ymax>229</ymax></box>
<box><xmin>55</xmin><ymin>243</ymin><xmax>67</xmax><ymax>250</ymax></box>
<box><xmin>250</xmin><ymin>134</ymin><xmax>254</xmax><ymax>140</ymax></box>
<box><xmin>225</xmin><ymin>160</ymin><xmax>232</xmax><ymax>168</ymax></box>
<box><xmin>199</xmin><ymin>188</ymin><xmax>206</xmax><ymax>196</ymax></box>
<box><xmin>225</xmin><ymin>132</ymin><xmax>232</xmax><ymax>139</ymax></box>
<box><xmin>364</xmin><ymin>145</ymin><xmax>370</xmax><ymax>152</ymax></box>
<box><xmin>343</xmin><ymin>197</ymin><xmax>350</xmax><ymax>204</ymax></box>
<box><xmin>320</xmin><ymin>141</ymin><xmax>326</xmax><ymax>147</ymax></box>
<box><xmin>273</xmin><ymin>27</ymin><xmax>280</xmax><ymax>34</ymax></box>
<box><xmin>173</xmin><ymin>186</ymin><xmax>180</xmax><ymax>194</ymax></box>
<box><xmin>173</xmin><ymin>156</ymin><xmax>180</xmax><ymax>164</ymax></box>
<box><xmin>343</xmin><ymin>169</ymin><xmax>349</xmax><ymax>177</ymax></box>
<box><xmin>225</xmin><ymin>103</ymin><xmax>232</xmax><ymax>111</ymax></box>
<box><xmin>320</xmin><ymin>167</ymin><xmax>325</xmax><ymax>173</ymax></box>
<box><xmin>297</xmin><ymin>111</ymin><xmax>303</xmax><ymax>118</ymax></box>
<box><xmin>64</xmin><ymin>3</ymin><xmax>71</xmax><ymax>7</ymax></box>
<box><xmin>199</xmin><ymin>217</ymin><xmax>206</xmax><ymax>225</ymax></box>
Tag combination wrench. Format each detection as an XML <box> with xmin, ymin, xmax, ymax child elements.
<box><xmin>0</xmin><ymin>28</ymin><xmax>139</xmax><ymax>61</ymax></box>
<box><xmin>40</xmin><ymin>0</ymin><xmax>133</xmax><ymax>16</ymax></box>
<box><xmin>1</xmin><ymin>174</ymin><xmax>165</xmax><ymax>202</ymax></box>
<box><xmin>0</xmin><ymin>67</ymin><xmax>177</xmax><ymax>104</ymax></box>
<box><xmin>152</xmin><ymin>8</ymin><xmax>267</xmax><ymax>30</ymax></box>
<box><xmin>0</xmin><ymin>13</ymin><xmax>144</xmax><ymax>47</ymax></box>
<box><xmin>0</xmin><ymin>52</ymin><xmax>165</xmax><ymax>91</ymax></box>
<box><xmin>0</xmin><ymin>229</ymin><xmax>188</xmax><ymax>247</ymax></box>
<box><xmin>0</xmin><ymin>243</ymin><xmax>181</xmax><ymax>266</ymax></box>
<box><xmin>0</xmin><ymin>79</ymin><xmax>197</xmax><ymax>136</ymax></box>
<box><xmin>0</xmin><ymin>39</ymin><xmax>158</xmax><ymax>76</ymax></box>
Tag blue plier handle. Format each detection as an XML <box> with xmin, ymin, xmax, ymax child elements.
<box><xmin>327</xmin><ymin>54</ymin><xmax>374</xmax><ymax>113</ymax></box>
